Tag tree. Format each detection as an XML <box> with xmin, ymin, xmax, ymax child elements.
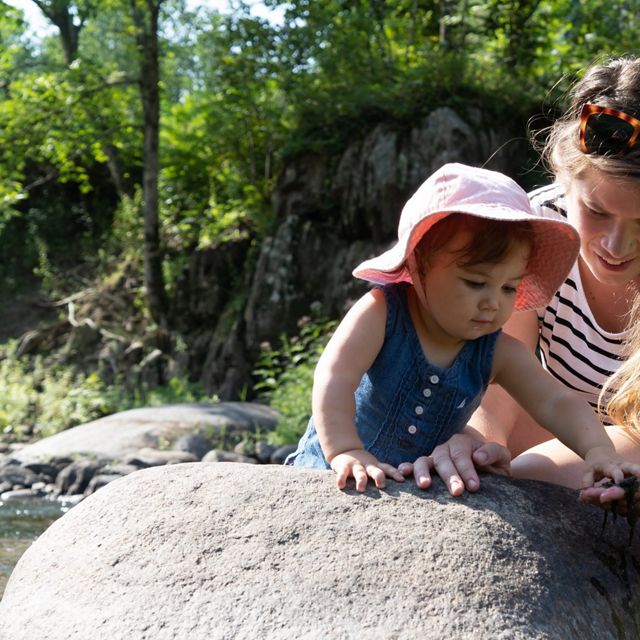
<box><xmin>29</xmin><ymin>0</ymin><xmax>96</xmax><ymax>64</ymax></box>
<box><xmin>129</xmin><ymin>0</ymin><xmax>167</xmax><ymax>325</ymax></box>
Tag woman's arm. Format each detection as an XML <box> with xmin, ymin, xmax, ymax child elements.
<box><xmin>493</xmin><ymin>334</ymin><xmax>640</xmax><ymax>487</ymax></box>
<box><xmin>313</xmin><ymin>288</ymin><xmax>405</xmax><ymax>491</ymax></box>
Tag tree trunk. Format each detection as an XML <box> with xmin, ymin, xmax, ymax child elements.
<box><xmin>131</xmin><ymin>0</ymin><xmax>167</xmax><ymax>326</ymax></box>
<box><xmin>31</xmin><ymin>0</ymin><xmax>81</xmax><ymax>64</ymax></box>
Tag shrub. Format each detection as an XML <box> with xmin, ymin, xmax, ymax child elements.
<box><xmin>253</xmin><ymin>306</ymin><xmax>336</xmax><ymax>446</ymax></box>
<box><xmin>0</xmin><ymin>342</ymin><xmax>218</xmax><ymax>441</ymax></box>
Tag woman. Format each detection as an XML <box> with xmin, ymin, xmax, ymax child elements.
<box><xmin>402</xmin><ymin>56</ymin><xmax>640</xmax><ymax>503</ymax></box>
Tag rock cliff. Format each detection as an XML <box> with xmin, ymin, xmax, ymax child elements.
<box><xmin>196</xmin><ymin>106</ymin><xmax>529</xmax><ymax>396</ymax></box>
<box><xmin>11</xmin><ymin>106</ymin><xmax>530</xmax><ymax>401</ymax></box>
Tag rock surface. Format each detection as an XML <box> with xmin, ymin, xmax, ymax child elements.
<box><xmin>10</xmin><ymin>402</ymin><xmax>279</xmax><ymax>464</ymax></box>
<box><xmin>1</xmin><ymin>463</ymin><xmax>638</xmax><ymax>639</ymax></box>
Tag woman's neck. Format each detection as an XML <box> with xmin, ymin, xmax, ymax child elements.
<box><xmin>578</xmin><ymin>258</ymin><xmax>640</xmax><ymax>333</ymax></box>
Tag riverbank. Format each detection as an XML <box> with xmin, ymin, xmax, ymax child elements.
<box><xmin>0</xmin><ymin>401</ymin><xmax>294</xmax><ymax>597</ymax></box>
<box><xmin>0</xmin><ymin>498</ymin><xmax>68</xmax><ymax>598</ymax></box>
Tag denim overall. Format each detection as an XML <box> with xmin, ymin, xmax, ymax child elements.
<box><xmin>286</xmin><ymin>283</ymin><xmax>500</xmax><ymax>469</ymax></box>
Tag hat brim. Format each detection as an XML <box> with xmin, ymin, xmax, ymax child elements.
<box><xmin>352</xmin><ymin>207</ymin><xmax>580</xmax><ymax>311</ymax></box>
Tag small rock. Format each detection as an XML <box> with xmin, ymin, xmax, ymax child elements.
<box><xmin>201</xmin><ymin>450</ymin><xmax>257</xmax><ymax>464</ymax></box>
<box><xmin>55</xmin><ymin>460</ymin><xmax>105</xmax><ymax>496</ymax></box>
<box><xmin>0</xmin><ymin>488</ymin><xmax>46</xmax><ymax>501</ymax></box>
<box><xmin>234</xmin><ymin>440</ymin><xmax>255</xmax><ymax>457</ymax></box>
<box><xmin>122</xmin><ymin>458</ymin><xmax>151</xmax><ymax>470</ymax></box>
<box><xmin>173</xmin><ymin>434</ymin><xmax>214</xmax><ymax>460</ymax></box>
<box><xmin>124</xmin><ymin>448</ymin><xmax>198</xmax><ymax>467</ymax></box>
<box><xmin>84</xmin><ymin>474</ymin><xmax>123</xmax><ymax>497</ymax></box>
<box><xmin>0</xmin><ymin>458</ymin><xmax>21</xmax><ymax>469</ymax></box>
<box><xmin>98</xmin><ymin>463</ymin><xmax>139</xmax><ymax>477</ymax></box>
<box><xmin>0</xmin><ymin>465</ymin><xmax>41</xmax><ymax>487</ymax></box>
<box><xmin>270</xmin><ymin>445</ymin><xmax>297</xmax><ymax>465</ymax></box>
<box><xmin>22</xmin><ymin>462</ymin><xmax>60</xmax><ymax>483</ymax></box>
<box><xmin>49</xmin><ymin>456</ymin><xmax>75</xmax><ymax>471</ymax></box>
<box><xmin>254</xmin><ymin>440</ymin><xmax>276</xmax><ymax>463</ymax></box>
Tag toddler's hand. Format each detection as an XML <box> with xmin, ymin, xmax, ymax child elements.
<box><xmin>330</xmin><ymin>449</ymin><xmax>405</xmax><ymax>492</ymax></box>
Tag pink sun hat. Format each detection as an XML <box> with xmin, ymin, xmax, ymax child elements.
<box><xmin>352</xmin><ymin>163</ymin><xmax>580</xmax><ymax>311</ymax></box>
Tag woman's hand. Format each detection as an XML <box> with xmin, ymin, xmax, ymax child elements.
<box><xmin>330</xmin><ymin>449</ymin><xmax>405</xmax><ymax>492</ymax></box>
<box><xmin>579</xmin><ymin>448</ymin><xmax>640</xmax><ymax>511</ymax></box>
<box><xmin>580</xmin><ymin>482</ymin><xmax>637</xmax><ymax>511</ymax></box>
<box><xmin>397</xmin><ymin>432</ymin><xmax>512</xmax><ymax>495</ymax></box>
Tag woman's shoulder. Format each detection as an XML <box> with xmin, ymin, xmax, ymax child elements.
<box><xmin>528</xmin><ymin>182</ymin><xmax>568</xmax><ymax>220</ymax></box>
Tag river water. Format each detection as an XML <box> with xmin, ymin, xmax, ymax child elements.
<box><xmin>0</xmin><ymin>499</ymin><xmax>68</xmax><ymax>598</ymax></box>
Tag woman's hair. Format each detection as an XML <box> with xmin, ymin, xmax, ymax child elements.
<box><xmin>414</xmin><ymin>213</ymin><xmax>535</xmax><ymax>271</ymax></box>
<box><xmin>599</xmin><ymin>294</ymin><xmax>640</xmax><ymax>442</ymax></box>
<box><xmin>541</xmin><ymin>56</ymin><xmax>640</xmax><ymax>183</ymax></box>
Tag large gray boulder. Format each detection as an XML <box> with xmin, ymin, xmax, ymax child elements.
<box><xmin>11</xmin><ymin>402</ymin><xmax>279</xmax><ymax>464</ymax></box>
<box><xmin>0</xmin><ymin>463</ymin><xmax>637</xmax><ymax>639</ymax></box>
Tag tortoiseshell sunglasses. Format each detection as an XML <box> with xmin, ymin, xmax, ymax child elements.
<box><xmin>579</xmin><ymin>103</ymin><xmax>640</xmax><ymax>155</ymax></box>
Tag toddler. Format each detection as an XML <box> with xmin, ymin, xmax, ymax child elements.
<box><xmin>286</xmin><ymin>163</ymin><xmax>640</xmax><ymax>492</ymax></box>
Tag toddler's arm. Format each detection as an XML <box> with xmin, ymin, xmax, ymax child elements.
<box><xmin>313</xmin><ymin>289</ymin><xmax>405</xmax><ymax>491</ymax></box>
<box><xmin>492</xmin><ymin>334</ymin><xmax>640</xmax><ymax>487</ymax></box>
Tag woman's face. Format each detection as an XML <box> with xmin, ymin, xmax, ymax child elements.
<box><xmin>566</xmin><ymin>166</ymin><xmax>640</xmax><ymax>287</ymax></box>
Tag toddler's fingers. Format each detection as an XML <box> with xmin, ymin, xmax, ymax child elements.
<box><xmin>353</xmin><ymin>464</ymin><xmax>369</xmax><ymax>492</ymax></box>
<box><xmin>431</xmin><ymin>453</ymin><xmax>464</xmax><ymax>496</ymax></box>
<box><xmin>413</xmin><ymin>456</ymin><xmax>432</xmax><ymax>490</ymax></box>
<box><xmin>606</xmin><ymin>465</ymin><xmax>625</xmax><ymax>485</ymax></box>
<box><xmin>621</xmin><ymin>463</ymin><xmax>640</xmax><ymax>478</ymax></box>
<box><xmin>397</xmin><ymin>462</ymin><xmax>414</xmax><ymax>477</ymax></box>
<box><xmin>581</xmin><ymin>468</ymin><xmax>595</xmax><ymax>490</ymax></box>
<box><xmin>366</xmin><ymin>464</ymin><xmax>387</xmax><ymax>489</ymax></box>
<box><xmin>334</xmin><ymin>464</ymin><xmax>350</xmax><ymax>490</ymax></box>
<box><xmin>378</xmin><ymin>463</ymin><xmax>405</xmax><ymax>483</ymax></box>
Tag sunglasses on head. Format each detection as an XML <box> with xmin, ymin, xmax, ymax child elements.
<box><xmin>579</xmin><ymin>103</ymin><xmax>640</xmax><ymax>156</ymax></box>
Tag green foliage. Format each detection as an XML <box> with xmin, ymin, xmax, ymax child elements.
<box><xmin>253</xmin><ymin>306</ymin><xmax>337</xmax><ymax>445</ymax></box>
<box><xmin>0</xmin><ymin>1</ymin><xmax>639</xmax><ymax>447</ymax></box>
<box><xmin>2</xmin><ymin>0</ymin><xmax>639</xmax><ymax>294</ymax></box>
<box><xmin>0</xmin><ymin>341</ymin><xmax>217</xmax><ymax>441</ymax></box>
<box><xmin>0</xmin><ymin>349</ymin><xmax>113</xmax><ymax>439</ymax></box>
<box><xmin>127</xmin><ymin>374</ymin><xmax>216</xmax><ymax>407</ymax></box>
<box><xmin>109</xmin><ymin>187</ymin><xmax>144</xmax><ymax>254</ymax></box>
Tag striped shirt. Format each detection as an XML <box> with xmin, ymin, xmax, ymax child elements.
<box><xmin>530</xmin><ymin>183</ymin><xmax>627</xmax><ymax>423</ymax></box>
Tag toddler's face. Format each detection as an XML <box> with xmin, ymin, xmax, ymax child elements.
<box><xmin>417</xmin><ymin>231</ymin><xmax>530</xmax><ymax>343</ymax></box>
